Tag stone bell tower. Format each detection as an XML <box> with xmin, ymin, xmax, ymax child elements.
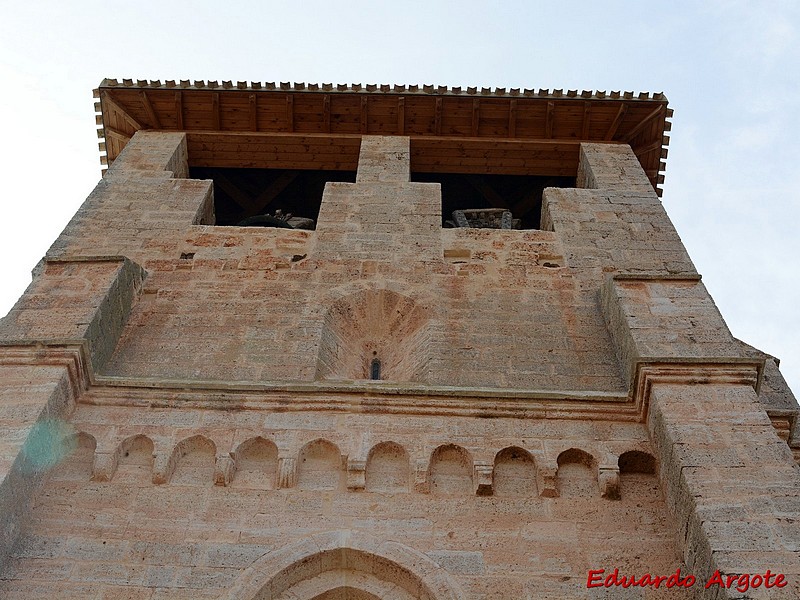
<box><xmin>0</xmin><ymin>80</ymin><xmax>797</xmax><ymax>599</ymax></box>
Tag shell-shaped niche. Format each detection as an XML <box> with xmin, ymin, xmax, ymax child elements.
<box><xmin>316</xmin><ymin>288</ymin><xmax>431</xmax><ymax>383</ymax></box>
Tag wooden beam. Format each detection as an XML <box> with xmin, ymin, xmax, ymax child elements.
<box><xmin>508</xmin><ymin>99</ymin><xmax>517</xmax><ymax>138</ymax></box>
<box><xmin>545</xmin><ymin>101</ymin><xmax>554</xmax><ymax>138</ymax></box>
<box><xmin>139</xmin><ymin>91</ymin><xmax>160</xmax><ymax>128</ymax></box>
<box><xmin>604</xmin><ymin>103</ymin><xmax>628</xmax><ymax>140</ymax></box>
<box><xmin>212</xmin><ymin>93</ymin><xmax>221</xmax><ymax>130</ymax></box>
<box><xmin>360</xmin><ymin>96</ymin><xmax>368</xmax><ymax>133</ymax></box>
<box><xmin>466</xmin><ymin>175</ymin><xmax>510</xmax><ymax>208</ymax></box>
<box><xmin>249</xmin><ymin>94</ymin><xmax>258</xmax><ymax>131</ymax></box>
<box><xmin>434</xmin><ymin>97</ymin><xmax>442</xmax><ymax>135</ymax></box>
<box><xmin>102</xmin><ymin>93</ymin><xmax>143</xmax><ymax>130</ymax></box>
<box><xmin>622</xmin><ymin>105</ymin><xmax>664</xmax><ymax>143</ymax></box>
<box><xmin>286</xmin><ymin>94</ymin><xmax>294</xmax><ymax>132</ymax></box>
<box><xmin>511</xmin><ymin>187</ymin><xmax>540</xmax><ymax>218</ymax></box>
<box><xmin>251</xmin><ymin>170</ymin><xmax>299</xmax><ymax>212</ymax></box>
<box><xmin>397</xmin><ymin>96</ymin><xmax>405</xmax><ymax>135</ymax></box>
<box><xmin>581</xmin><ymin>103</ymin><xmax>591</xmax><ymax>139</ymax></box>
<box><xmin>175</xmin><ymin>92</ymin><xmax>184</xmax><ymax>129</ymax></box>
<box><xmin>634</xmin><ymin>138</ymin><xmax>663</xmax><ymax>157</ymax></box>
<box><xmin>472</xmin><ymin>99</ymin><xmax>480</xmax><ymax>137</ymax></box>
<box><xmin>105</xmin><ymin>126</ymin><xmax>131</xmax><ymax>143</ymax></box>
<box><xmin>323</xmin><ymin>95</ymin><xmax>331</xmax><ymax>133</ymax></box>
<box><xmin>214</xmin><ymin>170</ymin><xmax>260</xmax><ymax>212</ymax></box>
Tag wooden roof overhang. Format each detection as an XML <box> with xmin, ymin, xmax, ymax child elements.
<box><xmin>95</xmin><ymin>79</ymin><xmax>671</xmax><ymax>194</ymax></box>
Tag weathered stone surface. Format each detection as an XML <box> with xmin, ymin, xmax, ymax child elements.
<box><xmin>0</xmin><ymin>128</ymin><xmax>797</xmax><ymax>599</ymax></box>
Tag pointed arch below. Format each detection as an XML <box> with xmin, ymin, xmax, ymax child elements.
<box><xmin>224</xmin><ymin>530</ymin><xmax>465</xmax><ymax>600</ymax></box>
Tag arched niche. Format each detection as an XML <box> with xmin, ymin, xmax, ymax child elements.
<box><xmin>232</xmin><ymin>437</ymin><xmax>279</xmax><ymax>490</ymax></box>
<box><xmin>493</xmin><ymin>446</ymin><xmax>537</xmax><ymax>497</ymax></box>
<box><xmin>115</xmin><ymin>434</ymin><xmax>154</xmax><ymax>484</ymax></box>
<box><xmin>316</xmin><ymin>288</ymin><xmax>431</xmax><ymax>383</ymax></box>
<box><xmin>556</xmin><ymin>448</ymin><xmax>597</xmax><ymax>498</ymax></box>
<box><xmin>429</xmin><ymin>444</ymin><xmax>473</xmax><ymax>496</ymax></box>
<box><xmin>297</xmin><ymin>439</ymin><xmax>345</xmax><ymax>491</ymax></box>
<box><xmin>365</xmin><ymin>442</ymin><xmax>411</xmax><ymax>493</ymax></box>
<box><xmin>618</xmin><ymin>450</ymin><xmax>659</xmax><ymax>500</ymax></box>
<box><xmin>223</xmin><ymin>531</ymin><xmax>465</xmax><ymax>600</ymax></box>
<box><xmin>50</xmin><ymin>432</ymin><xmax>96</xmax><ymax>481</ymax></box>
<box><xmin>170</xmin><ymin>435</ymin><xmax>216</xmax><ymax>486</ymax></box>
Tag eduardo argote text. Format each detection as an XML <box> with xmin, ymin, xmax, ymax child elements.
<box><xmin>587</xmin><ymin>567</ymin><xmax>788</xmax><ymax>593</ymax></box>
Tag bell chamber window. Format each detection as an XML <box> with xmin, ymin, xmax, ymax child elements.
<box><xmin>189</xmin><ymin>167</ymin><xmax>357</xmax><ymax>229</ymax></box>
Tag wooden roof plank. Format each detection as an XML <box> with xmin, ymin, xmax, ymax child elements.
<box><xmin>604</xmin><ymin>103</ymin><xmax>628</xmax><ymax>141</ymax></box>
<box><xmin>139</xmin><ymin>91</ymin><xmax>161</xmax><ymax>129</ymax></box>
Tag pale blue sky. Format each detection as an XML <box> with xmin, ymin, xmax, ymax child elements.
<box><xmin>1</xmin><ymin>0</ymin><xmax>798</xmax><ymax>392</ymax></box>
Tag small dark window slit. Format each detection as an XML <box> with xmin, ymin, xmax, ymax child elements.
<box><xmin>370</xmin><ymin>358</ymin><xmax>381</xmax><ymax>380</ymax></box>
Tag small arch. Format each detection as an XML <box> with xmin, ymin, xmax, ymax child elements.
<box><xmin>365</xmin><ymin>442</ymin><xmax>410</xmax><ymax>493</ymax></box>
<box><xmin>370</xmin><ymin>358</ymin><xmax>381</xmax><ymax>380</ymax></box>
<box><xmin>232</xmin><ymin>437</ymin><xmax>279</xmax><ymax>490</ymax></box>
<box><xmin>50</xmin><ymin>432</ymin><xmax>96</xmax><ymax>481</ymax></box>
<box><xmin>556</xmin><ymin>448</ymin><xmax>597</xmax><ymax>498</ymax></box>
<box><xmin>429</xmin><ymin>444</ymin><xmax>473</xmax><ymax>496</ymax></box>
<box><xmin>115</xmin><ymin>435</ymin><xmax>154</xmax><ymax>484</ymax></box>
<box><xmin>618</xmin><ymin>450</ymin><xmax>660</xmax><ymax>500</ymax></box>
<box><xmin>171</xmin><ymin>435</ymin><xmax>216</xmax><ymax>486</ymax></box>
<box><xmin>493</xmin><ymin>446</ymin><xmax>537</xmax><ymax>497</ymax></box>
<box><xmin>297</xmin><ymin>439</ymin><xmax>344</xmax><ymax>491</ymax></box>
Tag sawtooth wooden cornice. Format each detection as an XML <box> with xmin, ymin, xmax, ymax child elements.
<box><xmin>95</xmin><ymin>79</ymin><xmax>672</xmax><ymax>194</ymax></box>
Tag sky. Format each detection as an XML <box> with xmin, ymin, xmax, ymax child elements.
<box><xmin>0</xmin><ymin>0</ymin><xmax>798</xmax><ymax>393</ymax></box>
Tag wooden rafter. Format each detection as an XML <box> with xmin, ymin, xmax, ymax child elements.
<box><xmin>465</xmin><ymin>175</ymin><xmax>510</xmax><ymax>209</ymax></box>
<box><xmin>286</xmin><ymin>94</ymin><xmax>294</xmax><ymax>132</ymax></box>
<box><xmin>634</xmin><ymin>138</ymin><xmax>663</xmax><ymax>157</ymax></box>
<box><xmin>508</xmin><ymin>99</ymin><xmax>517</xmax><ymax>138</ymax></box>
<box><xmin>512</xmin><ymin>187</ymin><xmax>540</xmax><ymax>217</ymax></box>
<box><xmin>98</xmin><ymin>84</ymin><xmax>670</xmax><ymax>187</ymax></box>
<box><xmin>251</xmin><ymin>170</ymin><xmax>299</xmax><ymax>211</ymax></box>
<box><xmin>249</xmin><ymin>94</ymin><xmax>258</xmax><ymax>131</ymax></box>
<box><xmin>139</xmin><ymin>91</ymin><xmax>160</xmax><ymax>128</ymax></box>
<box><xmin>360</xmin><ymin>96</ymin><xmax>368</xmax><ymax>134</ymax></box>
<box><xmin>214</xmin><ymin>170</ymin><xmax>260</xmax><ymax>212</ymax></box>
<box><xmin>212</xmin><ymin>93</ymin><xmax>220</xmax><ymax>130</ymax></box>
<box><xmin>397</xmin><ymin>96</ymin><xmax>405</xmax><ymax>135</ymax></box>
<box><xmin>622</xmin><ymin>106</ymin><xmax>664</xmax><ymax>143</ymax></box>
<box><xmin>581</xmin><ymin>103</ymin><xmax>591</xmax><ymax>139</ymax></box>
<box><xmin>545</xmin><ymin>102</ymin><xmax>554</xmax><ymax>138</ymax></box>
<box><xmin>105</xmin><ymin>126</ymin><xmax>132</xmax><ymax>143</ymax></box>
<box><xmin>174</xmin><ymin>92</ymin><xmax>184</xmax><ymax>129</ymax></box>
<box><xmin>103</xmin><ymin>93</ymin><xmax>143</xmax><ymax>130</ymax></box>
<box><xmin>604</xmin><ymin>103</ymin><xmax>628</xmax><ymax>141</ymax></box>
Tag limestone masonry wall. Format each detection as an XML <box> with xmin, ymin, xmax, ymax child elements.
<box><xmin>0</xmin><ymin>130</ymin><xmax>797</xmax><ymax>599</ymax></box>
